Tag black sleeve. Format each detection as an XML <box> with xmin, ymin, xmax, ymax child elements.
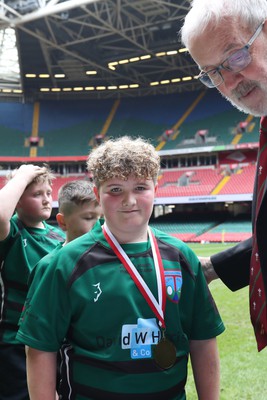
<box><xmin>211</xmin><ymin>237</ymin><xmax>252</xmax><ymax>291</ymax></box>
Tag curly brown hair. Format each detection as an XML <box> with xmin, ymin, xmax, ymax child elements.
<box><xmin>86</xmin><ymin>136</ymin><xmax>160</xmax><ymax>188</ymax></box>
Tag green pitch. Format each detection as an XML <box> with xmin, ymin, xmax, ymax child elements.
<box><xmin>186</xmin><ymin>242</ymin><xmax>267</xmax><ymax>399</ymax></box>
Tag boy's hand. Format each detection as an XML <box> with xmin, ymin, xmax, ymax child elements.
<box><xmin>12</xmin><ymin>164</ymin><xmax>46</xmax><ymax>185</ymax></box>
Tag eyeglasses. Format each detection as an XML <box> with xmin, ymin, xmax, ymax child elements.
<box><xmin>197</xmin><ymin>21</ymin><xmax>265</xmax><ymax>88</ymax></box>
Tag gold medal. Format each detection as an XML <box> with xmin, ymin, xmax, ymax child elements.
<box><xmin>154</xmin><ymin>332</ymin><xmax>176</xmax><ymax>370</ymax></box>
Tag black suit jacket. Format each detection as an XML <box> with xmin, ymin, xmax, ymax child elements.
<box><xmin>211</xmin><ymin>142</ymin><xmax>267</xmax><ymax>293</ymax></box>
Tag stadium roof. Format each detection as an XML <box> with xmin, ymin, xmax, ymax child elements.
<box><xmin>0</xmin><ymin>0</ymin><xmax>202</xmax><ymax>100</ymax></box>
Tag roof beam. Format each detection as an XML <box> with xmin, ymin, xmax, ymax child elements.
<box><xmin>9</xmin><ymin>0</ymin><xmax>103</xmax><ymax>26</ymax></box>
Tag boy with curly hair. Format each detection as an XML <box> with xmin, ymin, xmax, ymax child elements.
<box><xmin>17</xmin><ymin>137</ymin><xmax>225</xmax><ymax>400</ymax></box>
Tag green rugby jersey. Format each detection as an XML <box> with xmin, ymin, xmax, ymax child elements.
<box><xmin>17</xmin><ymin>219</ymin><xmax>224</xmax><ymax>400</ymax></box>
<box><xmin>0</xmin><ymin>214</ymin><xmax>65</xmax><ymax>343</ymax></box>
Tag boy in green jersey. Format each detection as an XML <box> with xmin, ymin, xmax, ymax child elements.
<box><xmin>17</xmin><ymin>137</ymin><xmax>225</xmax><ymax>400</ymax></box>
<box><xmin>24</xmin><ymin>179</ymin><xmax>102</xmax><ymax>397</ymax></box>
<box><xmin>27</xmin><ymin>178</ymin><xmax>102</xmax><ymax>287</ymax></box>
<box><xmin>0</xmin><ymin>164</ymin><xmax>65</xmax><ymax>400</ymax></box>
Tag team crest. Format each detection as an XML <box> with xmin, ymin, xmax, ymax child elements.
<box><xmin>165</xmin><ymin>270</ymin><xmax>182</xmax><ymax>303</ymax></box>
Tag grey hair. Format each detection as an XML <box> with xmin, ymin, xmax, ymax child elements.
<box><xmin>181</xmin><ymin>0</ymin><xmax>267</xmax><ymax>48</ymax></box>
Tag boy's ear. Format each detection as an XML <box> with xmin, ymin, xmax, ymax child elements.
<box><xmin>154</xmin><ymin>183</ymin><xmax>158</xmax><ymax>194</ymax></box>
<box><xmin>56</xmin><ymin>213</ymin><xmax>67</xmax><ymax>231</ymax></box>
<box><xmin>93</xmin><ymin>186</ymin><xmax>100</xmax><ymax>203</ymax></box>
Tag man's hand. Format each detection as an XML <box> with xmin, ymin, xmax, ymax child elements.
<box><xmin>198</xmin><ymin>257</ymin><xmax>219</xmax><ymax>284</ymax></box>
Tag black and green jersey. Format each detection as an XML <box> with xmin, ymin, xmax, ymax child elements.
<box><xmin>0</xmin><ymin>214</ymin><xmax>65</xmax><ymax>343</ymax></box>
<box><xmin>17</xmin><ymin>219</ymin><xmax>224</xmax><ymax>400</ymax></box>
<box><xmin>27</xmin><ymin>242</ymin><xmax>64</xmax><ymax>288</ymax></box>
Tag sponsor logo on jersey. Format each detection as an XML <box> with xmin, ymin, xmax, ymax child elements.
<box><xmin>165</xmin><ymin>270</ymin><xmax>182</xmax><ymax>303</ymax></box>
<box><xmin>121</xmin><ymin>318</ymin><xmax>160</xmax><ymax>360</ymax></box>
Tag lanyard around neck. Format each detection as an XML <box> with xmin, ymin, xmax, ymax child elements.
<box><xmin>102</xmin><ymin>223</ymin><xmax>166</xmax><ymax>328</ymax></box>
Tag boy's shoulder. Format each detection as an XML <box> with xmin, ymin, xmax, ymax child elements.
<box><xmin>151</xmin><ymin>226</ymin><xmax>199</xmax><ymax>266</ymax></box>
<box><xmin>37</xmin><ymin>242</ymin><xmax>64</xmax><ymax>266</ymax></box>
<box><xmin>43</xmin><ymin>221</ymin><xmax>65</xmax><ymax>241</ymax></box>
<box><xmin>53</xmin><ymin>221</ymin><xmax>101</xmax><ymax>259</ymax></box>
<box><xmin>29</xmin><ymin>243</ymin><xmax>64</xmax><ymax>286</ymax></box>
<box><xmin>10</xmin><ymin>214</ymin><xmax>24</xmax><ymax>230</ymax></box>
<box><xmin>9</xmin><ymin>215</ymin><xmax>64</xmax><ymax>238</ymax></box>
<box><xmin>43</xmin><ymin>229</ymin><xmax>97</xmax><ymax>281</ymax></box>
<box><xmin>2</xmin><ymin>215</ymin><xmax>26</xmax><ymax>244</ymax></box>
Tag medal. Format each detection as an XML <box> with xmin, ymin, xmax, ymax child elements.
<box><xmin>154</xmin><ymin>330</ymin><xmax>177</xmax><ymax>370</ymax></box>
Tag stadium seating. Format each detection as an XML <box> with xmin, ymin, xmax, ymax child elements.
<box><xmin>0</xmin><ymin>92</ymin><xmax>256</xmax><ymax>244</ymax></box>
<box><xmin>157</xmin><ymin>168</ymin><xmax>223</xmax><ymax>197</ymax></box>
<box><xmin>217</xmin><ymin>165</ymin><xmax>255</xmax><ymax>194</ymax></box>
<box><xmin>50</xmin><ymin>175</ymin><xmax>88</xmax><ymax>199</ymax></box>
<box><xmin>0</xmin><ymin>90</ymin><xmax>259</xmax><ymax>158</ymax></box>
<box><xmin>150</xmin><ymin>218</ymin><xmax>251</xmax><ymax>243</ymax></box>
<box><xmin>190</xmin><ymin>220</ymin><xmax>252</xmax><ymax>242</ymax></box>
<box><xmin>149</xmin><ymin>220</ymin><xmax>217</xmax><ymax>242</ymax></box>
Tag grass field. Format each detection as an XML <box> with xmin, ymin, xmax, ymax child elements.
<box><xmin>185</xmin><ymin>243</ymin><xmax>267</xmax><ymax>400</ymax></box>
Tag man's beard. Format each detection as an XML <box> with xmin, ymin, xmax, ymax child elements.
<box><xmin>219</xmin><ymin>80</ymin><xmax>266</xmax><ymax>117</ymax></box>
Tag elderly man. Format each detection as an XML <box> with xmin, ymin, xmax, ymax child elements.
<box><xmin>181</xmin><ymin>0</ymin><xmax>267</xmax><ymax>351</ymax></box>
